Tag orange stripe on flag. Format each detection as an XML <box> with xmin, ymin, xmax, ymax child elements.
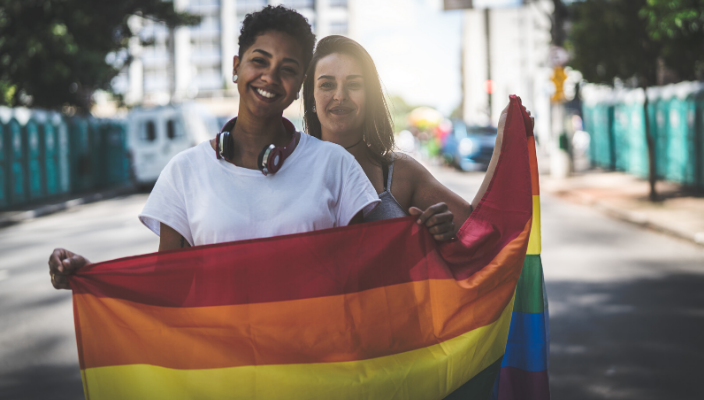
<box><xmin>75</xmin><ymin>278</ymin><xmax>515</xmax><ymax>370</ymax></box>
<box><xmin>74</xmin><ymin>221</ymin><xmax>531</xmax><ymax>371</ymax></box>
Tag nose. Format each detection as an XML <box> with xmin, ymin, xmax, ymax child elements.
<box><xmin>333</xmin><ymin>85</ymin><xmax>348</xmax><ymax>103</ymax></box>
<box><xmin>260</xmin><ymin>66</ymin><xmax>281</xmax><ymax>86</ymax></box>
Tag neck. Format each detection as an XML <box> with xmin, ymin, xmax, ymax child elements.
<box><xmin>229</xmin><ymin>106</ymin><xmax>290</xmax><ymax>168</ymax></box>
<box><xmin>345</xmin><ymin>139</ymin><xmax>371</xmax><ymax>163</ymax></box>
<box><xmin>322</xmin><ymin>127</ymin><xmax>366</xmax><ymax>157</ymax></box>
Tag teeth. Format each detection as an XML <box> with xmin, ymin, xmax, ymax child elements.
<box><xmin>256</xmin><ymin>88</ymin><xmax>275</xmax><ymax>98</ymax></box>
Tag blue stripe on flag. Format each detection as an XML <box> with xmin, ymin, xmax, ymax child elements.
<box><xmin>500</xmin><ymin>311</ymin><xmax>549</xmax><ymax>372</ymax></box>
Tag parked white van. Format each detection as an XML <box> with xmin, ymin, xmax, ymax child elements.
<box><xmin>127</xmin><ymin>103</ymin><xmax>220</xmax><ymax>186</ymax></box>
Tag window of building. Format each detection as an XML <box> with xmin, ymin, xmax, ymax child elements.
<box><xmin>139</xmin><ymin>121</ymin><xmax>157</xmax><ymax>142</ymax></box>
<box><xmin>237</xmin><ymin>0</ymin><xmax>267</xmax><ymax>13</ymax></box>
<box><xmin>143</xmin><ymin>68</ymin><xmax>169</xmax><ymax>92</ymax></box>
<box><xmin>166</xmin><ymin>119</ymin><xmax>185</xmax><ymax>140</ymax></box>
<box><xmin>190</xmin><ymin>0</ymin><xmax>220</xmax><ymax>6</ymax></box>
<box><xmin>330</xmin><ymin>21</ymin><xmax>348</xmax><ymax>35</ymax></box>
<box><xmin>196</xmin><ymin>65</ymin><xmax>223</xmax><ymax>91</ymax></box>
<box><xmin>280</xmin><ymin>0</ymin><xmax>314</xmax><ymax>9</ymax></box>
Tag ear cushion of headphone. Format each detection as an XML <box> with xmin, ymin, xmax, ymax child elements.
<box><xmin>221</xmin><ymin>131</ymin><xmax>233</xmax><ymax>160</ymax></box>
<box><xmin>267</xmin><ymin>147</ymin><xmax>285</xmax><ymax>174</ymax></box>
<box><xmin>257</xmin><ymin>144</ymin><xmax>271</xmax><ymax>173</ymax></box>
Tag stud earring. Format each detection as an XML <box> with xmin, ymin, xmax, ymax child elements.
<box><xmin>232</xmin><ymin>74</ymin><xmax>238</xmax><ymax>83</ymax></box>
<box><xmin>312</xmin><ymin>105</ymin><xmax>316</xmax><ymax>113</ymax></box>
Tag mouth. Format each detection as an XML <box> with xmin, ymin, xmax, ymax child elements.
<box><xmin>328</xmin><ymin>106</ymin><xmax>355</xmax><ymax>116</ymax></box>
<box><xmin>252</xmin><ymin>86</ymin><xmax>281</xmax><ymax>102</ymax></box>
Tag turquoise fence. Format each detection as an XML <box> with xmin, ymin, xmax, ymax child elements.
<box><xmin>582</xmin><ymin>82</ymin><xmax>704</xmax><ymax>188</ymax></box>
<box><xmin>0</xmin><ymin>107</ymin><xmax>129</xmax><ymax>211</ymax></box>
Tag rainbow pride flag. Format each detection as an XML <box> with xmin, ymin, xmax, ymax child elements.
<box><xmin>69</xmin><ymin>96</ymin><xmax>545</xmax><ymax>399</ymax></box>
<box><xmin>491</xmin><ymin>108</ymin><xmax>551</xmax><ymax>400</ymax></box>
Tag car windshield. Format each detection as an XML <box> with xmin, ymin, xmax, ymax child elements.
<box><xmin>452</xmin><ymin>121</ymin><xmax>496</xmax><ymax>138</ymax></box>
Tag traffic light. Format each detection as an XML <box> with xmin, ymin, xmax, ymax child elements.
<box><xmin>550</xmin><ymin>66</ymin><xmax>567</xmax><ymax>103</ymax></box>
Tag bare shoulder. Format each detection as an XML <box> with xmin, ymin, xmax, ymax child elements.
<box><xmin>391</xmin><ymin>152</ymin><xmax>434</xmax><ymax>181</ymax></box>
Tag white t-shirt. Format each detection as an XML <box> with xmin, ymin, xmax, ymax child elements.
<box><xmin>139</xmin><ymin>132</ymin><xmax>380</xmax><ymax>246</ymax></box>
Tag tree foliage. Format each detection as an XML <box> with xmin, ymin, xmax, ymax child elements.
<box><xmin>641</xmin><ymin>0</ymin><xmax>704</xmax><ymax>81</ymax></box>
<box><xmin>566</xmin><ymin>0</ymin><xmax>660</xmax><ymax>86</ymax></box>
<box><xmin>567</xmin><ymin>0</ymin><xmax>704</xmax><ymax>85</ymax></box>
<box><xmin>0</xmin><ymin>0</ymin><xmax>199</xmax><ymax>112</ymax></box>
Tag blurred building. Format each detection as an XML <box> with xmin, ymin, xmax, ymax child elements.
<box><xmin>119</xmin><ymin>0</ymin><xmax>353</xmax><ymax>115</ymax></box>
<box><xmin>460</xmin><ymin>0</ymin><xmax>552</xmax><ymax>144</ymax></box>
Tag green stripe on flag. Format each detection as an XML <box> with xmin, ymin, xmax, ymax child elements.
<box><xmin>513</xmin><ymin>255</ymin><xmax>544</xmax><ymax>313</ymax></box>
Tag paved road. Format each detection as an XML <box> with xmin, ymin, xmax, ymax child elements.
<box><xmin>0</xmin><ymin>167</ymin><xmax>702</xmax><ymax>399</ymax></box>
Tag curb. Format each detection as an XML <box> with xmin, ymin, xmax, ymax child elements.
<box><xmin>0</xmin><ymin>186</ymin><xmax>136</xmax><ymax>228</ymax></box>
<box><xmin>549</xmin><ymin>189</ymin><xmax>704</xmax><ymax>247</ymax></box>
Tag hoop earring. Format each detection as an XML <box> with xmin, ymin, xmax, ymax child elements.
<box><xmin>232</xmin><ymin>74</ymin><xmax>238</xmax><ymax>83</ymax></box>
<box><xmin>363</xmin><ymin>134</ymin><xmax>371</xmax><ymax>148</ymax></box>
<box><xmin>312</xmin><ymin>105</ymin><xmax>316</xmax><ymax>113</ymax></box>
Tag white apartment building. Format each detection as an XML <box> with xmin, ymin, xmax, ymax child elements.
<box><xmin>122</xmin><ymin>0</ymin><xmax>353</xmax><ymax>113</ymax></box>
<box><xmin>461</xmin><ymin>0</ymin><xmax>553</xmax><ymax>144</ymax></box>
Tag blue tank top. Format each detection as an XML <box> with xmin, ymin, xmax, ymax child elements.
<box><xmin>364</xmin><ymin>154</ymin><xmax>408</xmax><ymax>222</ymax></box>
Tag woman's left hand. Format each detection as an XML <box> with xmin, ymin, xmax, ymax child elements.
<box><xmin>409</xmin><ymin>202</ymin><xmax>455</xmax><ymax>241</ymax></box>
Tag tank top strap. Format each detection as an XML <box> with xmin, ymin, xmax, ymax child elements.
<box><xmin>386</xmin><ymin>153</ymin><xmax>396</xmax><ymax>191</ymax></box>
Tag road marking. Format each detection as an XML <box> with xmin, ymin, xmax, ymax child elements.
<box><xmin>0</xmin><ymin>270</ymin><xmax>7</xmax><ymax>281</ymax></box>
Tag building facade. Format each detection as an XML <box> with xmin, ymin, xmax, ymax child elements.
<box><xmin>121</xmin><ymin>0</ymin><xmax>352</xmax><ymax>114</ymax></box>
<box><xmin>460</xmin><ymin>1</ymin><xmax>552</xmax><ymax>145</ymax></box>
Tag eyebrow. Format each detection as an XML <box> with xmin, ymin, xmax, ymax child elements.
<box><xmin>252</xmin><ymin>49</ymin><xmax>300</xmax><ymax>66</ymax></box>
<box><xmin>317</xmin><ymin>74</ymin><xmax>364</xmax><ymax>80</ymax></box>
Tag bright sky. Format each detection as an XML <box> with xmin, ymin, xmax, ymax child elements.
<box><xmin>354</xmin><ymin>0</ymin><xmax>522</xmax><ymax>115</ymax></box>
<box><xmin>355</xmin><ymin>0</ymin><xmax>463</xmax><ymax>115</ymax></box>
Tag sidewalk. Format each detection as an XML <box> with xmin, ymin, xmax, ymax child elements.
<box><xmin>541</xmin><ymin>171</ymin><xmax>704</xmax><ymax>246</ymax></box>
<box><xmin>0</xmin><ymin>185</ymin><xmax>136</xmax><ymax>228</ymax></box>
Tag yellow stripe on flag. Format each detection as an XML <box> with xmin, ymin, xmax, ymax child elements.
<box><xmin>527</xmin><ymin>196</ymin><xmax>541</xmax><ymax>255</ymax></box>
<box><xmin>81</xmin><ymin>299</ymin><xmax>514</xmax><ymax>400</ymax></box>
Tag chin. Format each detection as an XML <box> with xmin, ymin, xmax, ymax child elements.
<box><xmin>248</xmin><ymin>102</ymin><xmax>288</xmax><ymax>119</ymax></box>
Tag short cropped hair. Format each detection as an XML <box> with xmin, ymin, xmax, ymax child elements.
<box><xmin>238</xmin><ymin>5</ymin><xmax>316</xmax><ymax>71</ymax></box>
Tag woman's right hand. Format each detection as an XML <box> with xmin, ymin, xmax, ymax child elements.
<box><xmin>48</xmin><ymin>248</ymin><xmax>90</xmax><ymax>290</ymax></box>
<box><xmin>409</xmin><ymin>203</ymin><xmax>456</xmax><ymax>242</ymax></box>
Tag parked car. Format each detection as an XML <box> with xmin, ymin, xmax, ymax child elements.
<box><xmin>127</xmin><ymin>103</ymin><xmax>219</xmax><ymax>187</ymax></box>
<box><xmin>442</xmin><ymin>119</ymin><xmax>497</xmax><ymax>171</ymax></box>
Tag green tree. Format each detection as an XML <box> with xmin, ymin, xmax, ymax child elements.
<box><xmin>567</xmin><ymin>0</ymin><xmax>662</xmax><ymax>200</ymax></box>
<box><xmin>0</xmin><ymin>0</ymin><xmax>199</xmax><ymax>113</ymax></box>
<box><xmin>641</xmin><ymin>0</ymin><xmax>704</xmax><ymax>81</ymax></box>
<box><xmin>387</xmin><ymin>95</ymin><xmax>417</xmax><ymax>131</ymax></box>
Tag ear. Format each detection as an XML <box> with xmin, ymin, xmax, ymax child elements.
<box><xmin>232</xmin><ymin>55</ymin><xmax>240</xmax><ymax>75</ymax></box>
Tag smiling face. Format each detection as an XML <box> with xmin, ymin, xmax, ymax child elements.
<box><xmin>313</xmin><ymin>53</ymin><xmax>366</xmax><ymax>145</ymax></box>
<box><xmin>233</xmin><ymin>31</ymin><xmax>305</xmax><ymax>119</ymax></box>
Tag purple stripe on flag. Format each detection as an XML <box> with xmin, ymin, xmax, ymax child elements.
<box><xmin>495</xmin><ymin>367</ymin><xmax>550</xmax><ymax>400</ymax></box>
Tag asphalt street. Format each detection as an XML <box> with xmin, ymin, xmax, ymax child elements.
<box><xmin>0</xmin><ymin>166</ymin><xmax>702</xmax><ymax>400</ymax></box>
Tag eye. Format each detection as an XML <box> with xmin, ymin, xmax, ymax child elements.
<box><xmin>283</xmin><ymin>67</ymin><xmax>298</xmax><ymax>75</ymax></box>
<box><xmin>320</xmin><ymin>81</ymin><xmax>335</xmax><ymax>90</ymax></box>
<box><xmin>347</xmin><ymin>81</ymin><xmax>363</xmax><ymax>90</ymax></box>
<box><xmin>252</xmin><ymin>58</ymin><xmax>266</xmax><ymax>65</ymax></box>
